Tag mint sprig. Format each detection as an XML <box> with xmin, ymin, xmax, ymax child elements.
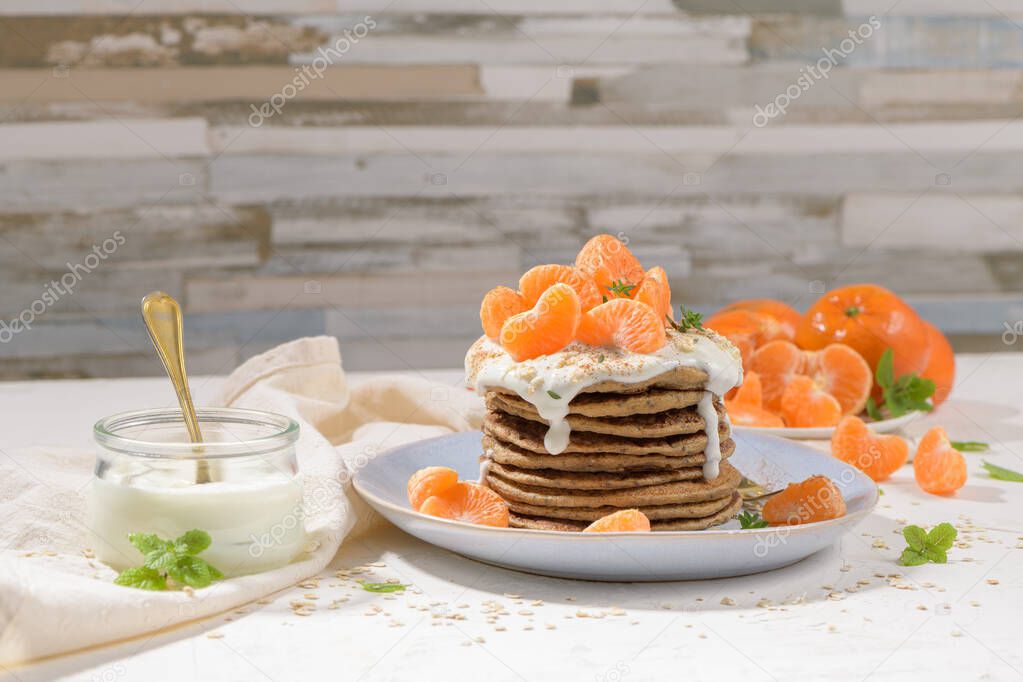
<box><xmin>358</xmin><ymin>581</ymin><xmax>409</xmax><ymax>593</ymax></box>
<box><xmin>114</xmin><ymin>530</ymin><xmax>224</xmax><ymax>591</ymax></box>
<box><xmin>982</xmin><ymin>460</ymin><xmax>1023</xmax><ymax>482</ymax></box>
<box><xmin>951</xmin><ymin>441</ymin><xmax>989</xmax><ymax>452</ymax></box>
<box><xmin>866</xmin><ymin>349</ymin><xmax>935</xmax><ymax>420</ymax></box>
<box><xmin>899</xmin><ymin>522</ymin><xmax>957</xmax><ymax>566</ymax></box>
<box><xmin>737</xmin><ymin>511</ymin><xmax>768</xmax><ymax>529</ymax></box>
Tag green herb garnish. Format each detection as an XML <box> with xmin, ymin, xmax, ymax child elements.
<box><xmin>667</xmin><ymin>306</ymin><xmax>703</xmax><ymax>333</ymax></box>
<box><xmin>867</xmin><ymin>349</ymin><xmax>935</xmax><ymax>420</ymax></box>
<box><xmin>597</xmin><ymin>354</ymin><xmax>605</xmax><ymax>363</ymax></box>
<box><xmin>114</xmin><ymin>529</ymin><xmax>224</xmax><ymax>591</ymax></box>
<box><xmin>607</xmin><ymin>280</ymin><xmax>636</xmax><ymax>298</ymax></box>
<box><xmin>981</xmin><ymin>460</ymin><xmax>1023</xmax><ymax>482</ymax></box>
<box><xmin>737</xmin><ymin>511</ymin><xmax>769</xmax><ymax>529</ymax></box>
<box><xmin>899</xmin><ymin>522</ymin><xmax>957</xmax><ymax>566</ymax></box>
<box><xmin>358</xmin><ymin>581</ymin><xmax>409</xmax><ymax>593</ymax></box>
<box><xmin>547</xmin><ymin>390</ymin><xmax>561</xmax><ymax>400</ymax></box>
<box><xmin>951</xmin><ymin>441</ymin><xmax>989</xmax><ymax>452</ymax></box>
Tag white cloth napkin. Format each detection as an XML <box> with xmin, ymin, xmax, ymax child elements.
<box><xmin>0</xmin><ymin>336</ymin><xmax>481</xmax><ymax>665</ymax></box>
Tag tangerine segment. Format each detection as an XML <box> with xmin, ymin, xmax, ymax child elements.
<box><xmin>407</xmin><ymin>466</ymin><xmax>459</xmax><ymax>511</ymax></box>
<box><xmin>480</xmin><ymin>286</ymin><xmax>528</xmax><ymax>340</ymax></box>
<box><xmin>634</xmin><ymin>266</ymin><xmax>672</xmax><ymax>321</ymax></box>
<box><xmin>806</xmin><ymin>344</ymin><xmax>873</xmax><ymax>416</ymax></box>
<box><xmin>749</xmin><ymin>340</ymin><xmax>806</xmax><ymax>413</ymax></box>
<box><xmin>725</xmin><ymin>372</ymin><xmax>785</xmax><ymax>428</ymax></box>
<box><xmin>583</xmin><ymin>509</ymin><xmax>652</xmax><ymax>533</ymax></box>
<box><xmin>730</xmin><ymin>371</ymin><xmax>764</xmax><ymax>408</ymax></box>
<box><xmin>419</xmin><ymin>482</ymin><xmax>510</xmax><ymax>527</ymax></box>
<box><xmin>913</xmin><ymin>426</ymin><xmax>967</xmax><ymax>495</ymax></box>
<box><xmin>780</xmin><ymin>376</ymin><xmax>842</xmax><ymax>428</ymax></box>
<box><xmin>720</xmin><ymin>299</ymin><xmax>801</xmax><ymax>341</ymax></box>
<box><xmin>519</xmin><ymin>264</ymin><xmax>602</xmax><ymax>312</ymax></box>
<box><xmin>576</xmin><ymin>299</ymin><xmax>666</xmax><ymax>354</ymax></box>
<box><xmin>705</xmin><ymin>309</ymin><xmax>791</xmax><ymax>347</ymax></box>
<box><xmin>831</xmin><ymin>416</ymin><xmax>909</xmax><ymax>482</ymax></box>
<box><xmin>575</xmin><ymin>234</ymin><xmax>646</xmax><ymax>294</ymax></box>
<box><xmin>796</xmin><ymin>283</ymin><xmax>931</xmax><ymax>380</ymax></box>
<box><xmin>762</xmin><ymin>475</ymin><xmax>846</xmax><ymax>525</ymax></box>
<box><xmin>500</xmin><ymin>283</ymin><xmax>581</xmax><ymax>361</ymax></box>
<box><xmin>921</xmin><ymin>321</ymin><xmax>955</xmax><ymax>407</ymax></box>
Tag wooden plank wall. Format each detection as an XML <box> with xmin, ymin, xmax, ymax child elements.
<box><xmin>1</xmin><ymin>0</ymin><xmax>1022</xmax><ymax>378</ymax></box>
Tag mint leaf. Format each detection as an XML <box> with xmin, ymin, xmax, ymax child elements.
<box><xmin>546</xmin><ymin>390</ymin><xmax>561</xmax><ymax>400</ymax></box>
<box><xmin>358</xmin><ymin>581</ymin><xmax>408</xmax><ymax>593</ymax></box>
<box><xmin>876</xmin><ymin>348</ymin><xmax>895</xmax><ymax>388</ymax></box>
<box><xmin>115</xmin><ymin>566</ymin><xmax>167</xmax><ymax>591</ymax></box>
<box><xmin>902</xmin><ymin>525</ymin><xmax>927</xmax><ymax>552</ymax></box>
<box><xmin>128</xmin><ymin>533</ymin><xmax>169</xmax><ymax>555</ymax></box>
<box><xmin>175</xmin><ymin>529</ymin><xmax>211</xmax><ymax>555</ymax></box>
<box><xmin>737</xmin><ymin>511</ymin><xmax>768</xmax><ymax>529</ymax></box>
<box><xmin>168</xmin><ymin>555</ymin><xmax>223</xmax><ymax>589</ymax></box>
<box><xmin>899</xmin><ymin>548</ymin><xmax>928</xmax><ymax>566</ymax></box>
<box><xmin>923</xmin><ymin>546</ymin><xmax>948</xmax><ymax>564</ymax></box>
<box><xmin>982</xmin><ymin>460</ymin><xmax>1023</xmax><ymax>482</ymax></box>
<box><xmin>865</xmin><ymin>397</ymin><xmax>883</xmax><ymax>421</ymax></box>
<box><xmin>871</xmin><ymin>348</ymin><xmax>934</xmax><ymax>419</ymax></box>
<box><xmin>145</xmin><ymin>548</ymin><xmax>180</xmax><ymax>572</ymax></box>
<box><xmin>951</xmin><ymin>441</ymin><xmax>989</xmax><ymax>452</ymax></box>
<box><xmin>926</xmin><ymin>523</ymin><xmax>957</xmax><ymax>551</ymax></box>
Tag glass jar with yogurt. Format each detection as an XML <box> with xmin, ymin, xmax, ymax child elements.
<box><xmin>88</xmin><ymin>407</ymin><xmax>304</xmax><ymax>578</ymax></box>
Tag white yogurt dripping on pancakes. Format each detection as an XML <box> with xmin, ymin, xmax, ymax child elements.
<box><xmin>466</xmin><ymin>328</ymin><xmax>743</xmax><ymax>480</ymax></box>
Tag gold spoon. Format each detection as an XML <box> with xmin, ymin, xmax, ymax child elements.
<box><xmin>141</xmin><ymin>291</ymin><xmax>211</xmax><ymax>484</ymax></box>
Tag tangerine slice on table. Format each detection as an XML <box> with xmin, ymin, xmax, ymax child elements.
<box><xmin>583</xmin><ymin>509</ymin><xmax>652</xmax><ymax>533</ymax></box>
<box><xmin>762</xmin><ymin>475</ymin><xmax>847</xmax><ymax>525</ymax></box>
<box><xmin>749</xmin><ymin>340</ymin><xmax>807</xmax><ymax>413</ymax></box>
<box><xmin>633</xmin><ymin>266</ymin><xmax>672</xmax><ymax>321</ymax></box>
<box><xmin>780</xmin><ymin>375</ymin><xmax>842</xmax><ymax>428</ymax></box>
<box><xmin>407</xmin><ymin>466</ymin><xmax>459</xmax><ymax>510</ymax></box>
<box><xmin>831</xmin><ymin>416</ymin><xmax>908</xmax><ymax>481</ymax></box>
<box><xmin>480</xmin><ymin>286</ymin><xmax>528</xmax><ymax>340</ymax></box>
<box><xmin>576</xmin><ymin>298</ymin><xmax>666</xmax><ymax>354</ymax></box>
<box><xmin>920</xmin><ymin>321</ymin><xmax>955</xmax><ymax>407</ymax></box>
<box><xmin>724</xmin><ymin>372</ymin><xmax>785</xmax><ymax>428</ymax></box>
<box><xmin>419</xmin><ymin>482</ymin><xmax>510</xmax><ymax>527</ymax></box>
<box><xmin>705</xmin><ymin>309</ymin><xmax>791</xmax><ymax>347</ymax></box>
<box><xmin>913</xmin><ymin>426</ymin><xmax>967</xmax><ymax>495</ymax></box>
<box><xmin>719</xmin><ymin>299</ymin><xmax>801</xmax><ymax>341</ymax></box>
<box><xmin>500</xmin><ymin>283</ymin><xmax>581</xmax><ymax>361</ymax></box>
<box><xmin>575</xmin><ymin>234</ymin><xmax>646</xmax><ymax>295</ymax></box>
<box><xmin>519</xmin><ymin>264</ymin><xmax>602</xmax><ymax>312</ymax></box>
<box><xmin>805</xmin><ymin>343</ymin><xmax>872</xmax><ymax>416</ymax></box>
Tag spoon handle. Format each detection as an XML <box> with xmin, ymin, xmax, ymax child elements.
<box><xmin>141</xmin><ymin>292</ymin><xmax>210</xmax><ymax>483</ymax></box>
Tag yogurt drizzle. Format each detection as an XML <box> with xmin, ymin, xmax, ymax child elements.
<box><xmin>466</xmin><ymin>328</ymin><xmax>743</xmax><ymax>480</ymax></box>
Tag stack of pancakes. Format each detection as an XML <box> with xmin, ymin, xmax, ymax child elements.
<box><xmin>480</xmin><ymin>365</ymin><xmax>742</xmax><ymax>531</ymax></box>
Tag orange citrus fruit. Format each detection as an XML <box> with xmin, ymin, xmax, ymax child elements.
<box><xmin>419</xmin><ymin>482</ymin><xmax>510</xmax><ymax>527</ymax></box>
<box><xmin>500</xmin><ymin>283</ymin><xmax>581</xmax><ymax>361</ymax></box>
<box><xmin>749</xmin><ymin>340</ymin><xmax>807</xmax><ymax>413</ymax></box>
<box><xmin>407</xmin><ymin>466</ymin><xmax>459</xmax><ymax>510</ymax></box>
<box><xmin>480</xmin><ymin>286</ymin><xmax>527</xmax><ymax>341</ymax></box>
<box><xmin>633</xmin><ymin>266</ymin><xmax>672</xmax><ymax>321</ymax></box>
<box><xmin>831</xmin><ymin>416</ymin><xmax>909</xmax><ymax>481</ymax></box>
<box><xmin>719</xmin><ymin>298</ymin><xmax>801</xmax><ymax>341</ymax></box>
<box><xmin>519</xmin><ymin>264</ymin><xmax>602</xmax><ymax>312</ymax></box>
<box><xmin>762</xmin><ymin>475</ymin><xmax>846</xmax><ymax>525</ymax></box>
<box><xmin>913</xmin><ymin>426</ymin><xmax>967</xmax><ymax>495</ymax></box>
<box><xmin>576</xmin><ymin>298</ymin><xmax>666</xmax><ymax>354</ymax></box>
<box><xmin>805</xmin><ymin>344</ymin><xmax>872</xmax><ymax>416</ymax></box>
<box><xmin>724</xmin><ymin>372</ymin><xmax>784</xmax><ymax>428</ymax></box>
<box><xmin>921</xmin><ymin>321</ymin><xmax>955</xmax><ymax>407</ymax></box>
<box><xmin>780</xmin><ymin>375</ymin><xmax>842</xmax><ymax>428</ymax></box>
<box><xmin>575</xmin><ymin>234</ymin><xmax>646</xmax><ymax>295</ymax></box>
<box><xmin>582</xmin><ymin>509</ymin><xmax>652</xmax><ymax>532</ymax></box>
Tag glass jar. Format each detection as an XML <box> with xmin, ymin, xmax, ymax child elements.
<box><xmin>88</xmin><ymin>407</ymin><xmax>303</xmax><ymax>578</ymax></box>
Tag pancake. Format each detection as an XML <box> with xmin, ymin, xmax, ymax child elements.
<box><xmin>483</xmin><ymin>435</ymin><xmax>734</xmax><ymax>473</ymax></box>
<box><xmin>485</xmin><ymin>461</ymin><xmax>741</xmax><ymax>509</ymax></box>
<box><xmin>509</xmin><ymin>493</ymin><xmax>742</xmax><ymax>532</ymax></box>
<box><xmin>487</xmin><ymin>460</ymin><xmax>704</xmax><ymax>490</ymax></box>
<box><xmin>486</xmin><ymin>393</ymin><xmax>724</xmax><ymax>439</ymax></box>
<box><xmin>486</xmin><ymin>387</ymin><xmax>704</xmax><ymax>418</ymax></box>
<box><xmin>504</xmin><ymin>490</ymin><xmax>737</xmax><ymax>521</ymax></box>
<box><xmin>483</xmin><ymin>410</ymin><xmax>730</xmax><ymax>456</ymax></box>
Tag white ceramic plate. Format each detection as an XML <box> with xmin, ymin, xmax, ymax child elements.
<box><xmin>353</xmin><ymin>431</ymin><xmax>877</xmax><ymax>582</ymax></box>
<box><xmin>735</xmin><ymin>410</ymin><xmax>921</xmax><ymax>440</ymax></box>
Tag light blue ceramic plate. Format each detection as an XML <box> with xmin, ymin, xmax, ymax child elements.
<box><xmin>353</xmin><ymin>431</ymin><xmax>877</xmax><ymax>582</ymax></box>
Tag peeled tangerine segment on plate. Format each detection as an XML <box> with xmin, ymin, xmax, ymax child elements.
<box><xmin>780</xmin><ymin>375</ymin><xmax>842</xmax><ymax>428</ymax></box>
<box><xmin>480</xmin><ymin>286</ymin><xmax>527</xmax><ymax>341</ymax></box>
<box><xmin>583</xmin><ymin>509</ymin><xmax>651</xmax><ymax>533</ymax></box>
<box><xmin>831</xmin><ymin>416</ymin><xmax>908</xmax><ymax>482</ymax></box>
<box><xmin>500</xmin><ymin>283</ymin><xmax>581</xmax><ymax>361</ymax></box>
<box><xmin>724</xmin><ymin>372</ymin><xmax>784</xmax><ymax>428</ymax></box>
<box><xmin>576</xmin><ymin>298</ymin><xmax>666</xmax><ymax>354</ymax></box>
<box><xmin>407</xmin><ymin>466</ymin><xmax>459</xmax><ymax>511</ymax></box>
<box><xmin>913</xmin><ymin>426</ymin><xmax>967</xmax><ymax>495</ymax></box>
<box><xmin>762</xmin><ymin>475</ymin><xmax>847</xmax><ymax>525</ymax></box>
<box><xmin>519</xmin><ymin>264</ymin><xmax>603</xmax><ymax>312</ymax></box>
<box><xmin>575</xmin><ymin>234</ymin><xmax>646</xmax><ymax>294</ymax></box>
<box><xmin>419</xmin><ymin>482</ymin><xmax>510</xmax><ymax>528</ymax></box>
<box><xmin>749</xmin><ymin>340</ymin><xmax>807</xmax><ymax>414</ymax></box>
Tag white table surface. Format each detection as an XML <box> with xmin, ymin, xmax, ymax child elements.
<box><xmin>3</xmin><ymin>355</ymin><xmax>1023</xmax><ymax>682</ymax></box>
